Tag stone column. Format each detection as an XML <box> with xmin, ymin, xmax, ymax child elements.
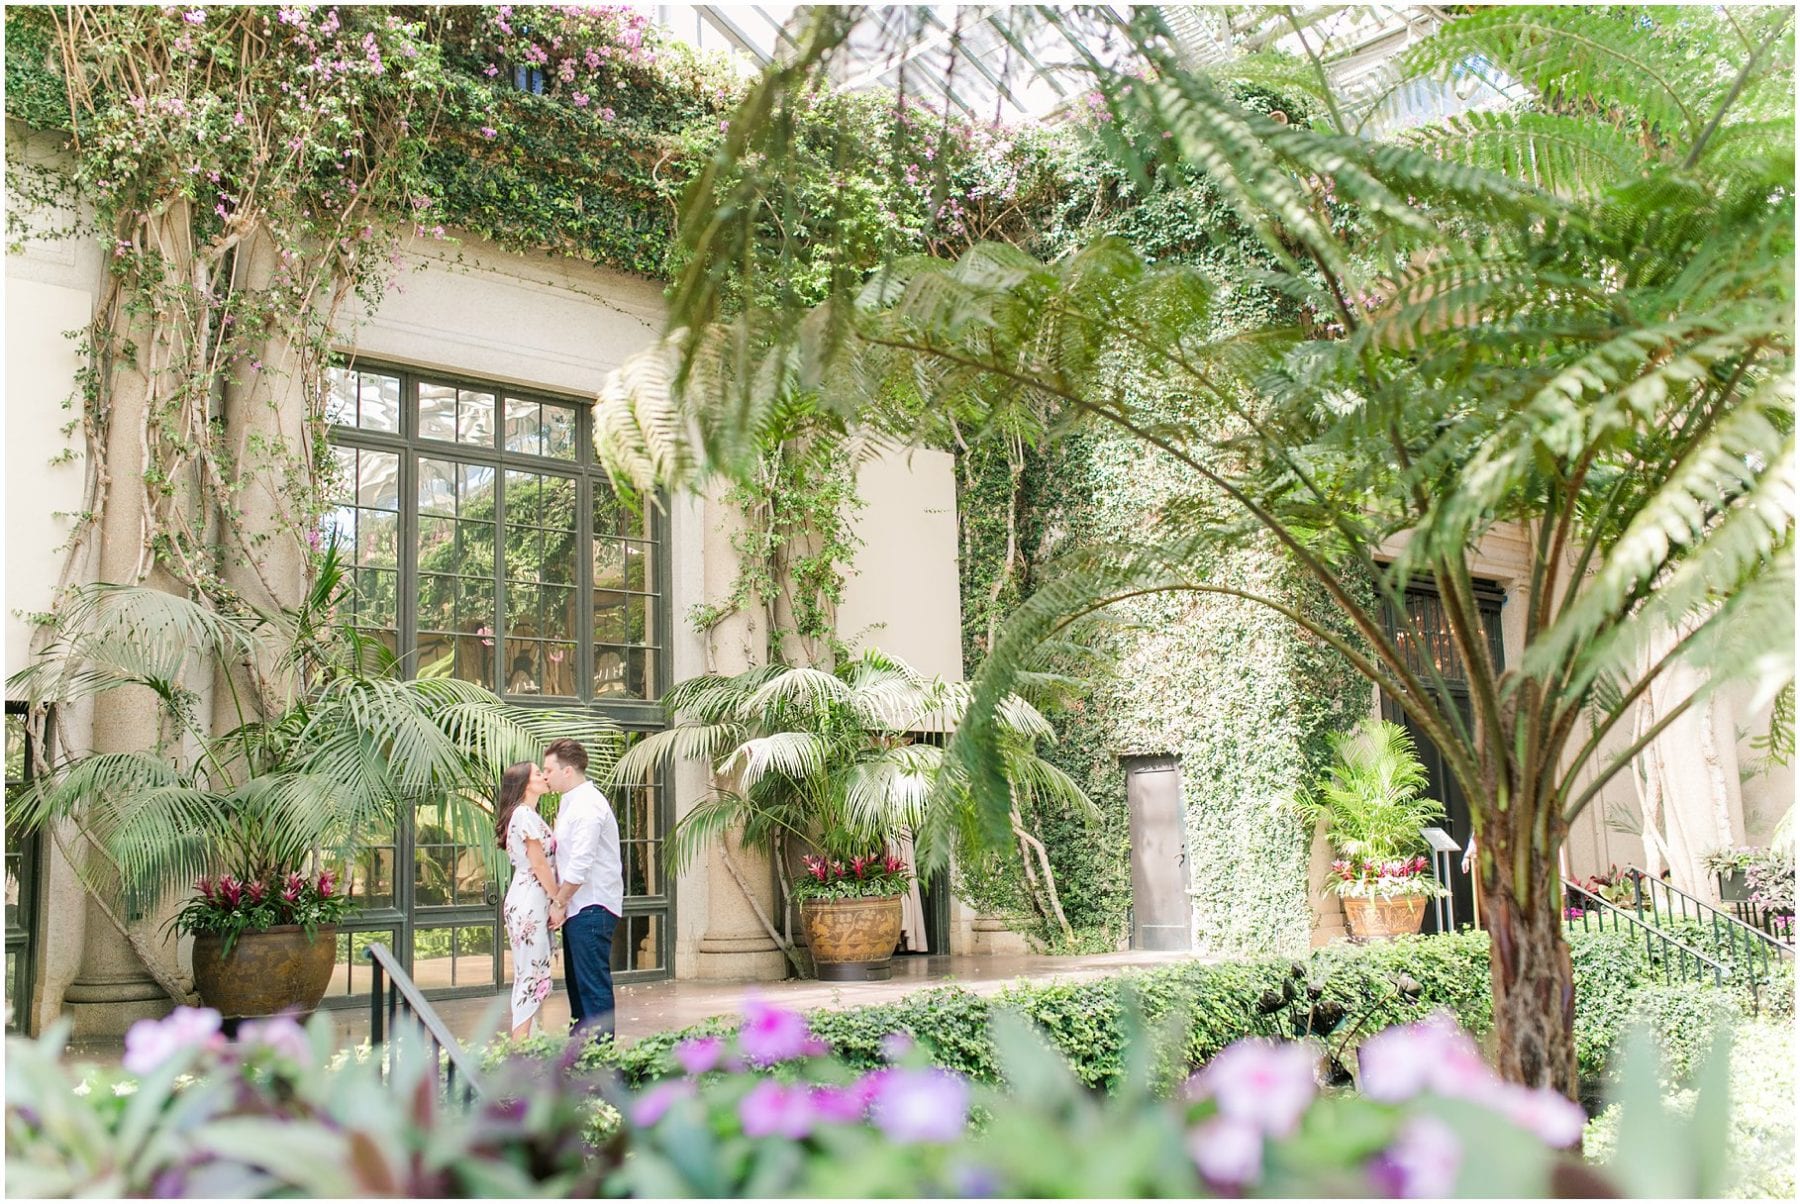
<box><xmin>692</xmin><ymin>483</ymin><xmax>787</xmax><ymax>980</ymax></box>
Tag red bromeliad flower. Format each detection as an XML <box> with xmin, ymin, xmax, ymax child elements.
<box><xmin>217</xmin><ymin>874</ymin><xmax>243</xmax><ymax>906</ymax></box>
<box><xmin>851</xmin><ymin>855</ymin><xmax>873</xmax><ymax>879</ymax></box>
<box><xmin>883</xmin><ymin>853</ymin><xmax>907</xmax><ymax>876</ymax></box>
<box><xmin>802</xmin><ymin>854</ymin><xmax>828</xmax><ymax>883</ymax></box>
<box><xmin>247</xmin><ymin>878</ymin><xmax>268</xmax><ymax>904</ymax></box>
<box><xmin>196</xmin><ymin>876</ymin><xmax>215</xmax><ymax>900</ymax></box>
<box><xmin>282</xmin><ymin>870</ymin><xmax>304</xmax><ymax>903</ymax></box>
<box><xmin>316</xmin><ymin>869</ymin><xmax>336</xmax><ymax>899</ymax></box>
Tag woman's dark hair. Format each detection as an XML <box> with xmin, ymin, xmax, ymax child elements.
<box><xmin>494</xmin><ymin>761</ymin><xmax>535</xmax><ymax>849</ymax></box>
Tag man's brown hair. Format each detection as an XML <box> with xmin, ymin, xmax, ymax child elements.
<box><xmin>543</xmin><ymin>738</ymin><xmax>588</xmax><ymax>775</ymax></box>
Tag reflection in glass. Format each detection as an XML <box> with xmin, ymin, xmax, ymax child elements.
<box><xmin>358</xmin><ymin>373</ymin><xmax>401</xmax><ymax>432</ymax></box>
<box><xmin>544</xmin><ymin>404</ymin><xmax>576</xmax><ymax>459</ymax></box>
<box><xmin>505</xmin><ymin>398</ymin><xmax>542</xmax><ymax>456</ymax></box>
<box><xmin>326</xmin><ymin>368</ymin><xmax>358</xmax><ymax>427</ymax></box>
<box><xmin>419</xmin><ymin>382</ymin><xmax>457</xmax><ymax>442</ymax></box>
<box><xmin>357</xmin><ymin>450</ymin><xmax>400</xmax><ymax>512</ymax></box>
<box><xmin>457</xmin><ymin>390</ymin><xmax>496</xmax><ymax>447</ymax></box>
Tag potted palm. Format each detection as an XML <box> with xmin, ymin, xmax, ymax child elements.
<box><xmin>1303</xmin><ymin>720</ymin><xmax>1448</xmax><ymax>939</ymax></box>
<box><xmin>613</xmin><ymin>648</ymin><xmax>1092</xmax><ymax>980</ymax></box>
<box><xmin>9</xmin><ymin>545</ymin><xmax>617</xmax><ymax>1019</ymax></box>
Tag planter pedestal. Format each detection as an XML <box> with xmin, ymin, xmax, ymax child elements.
<box><xmin>801</xmin><ymin>896</ymin><xmax>902</xmax><ymax>982</ymax></box>
<box><xmin>1341</xmin><ymin>897</ymin><xmax>1427</xmax><ymax>940</ymax></box>
<box><xmin>190</xmin><ymin>925</ymin><xmax>338</xmax><ymax>1019</ymax></box>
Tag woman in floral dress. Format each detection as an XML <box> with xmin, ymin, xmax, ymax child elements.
<box><xmin>495</xmin><ymin>761</ymin><xmax>559</xmax><ymax>1037</ymax></box>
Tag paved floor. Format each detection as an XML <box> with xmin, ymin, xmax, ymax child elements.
<box><xmin>63</xmin><ymin>950</ymin><xmax>1203</xmax><ymax>1062</ymax></box>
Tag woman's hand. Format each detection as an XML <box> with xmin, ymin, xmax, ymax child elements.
<box><xmin>548</xmin><ymin>899</ymin><xmax>567</xmax><ymax>930</ymax></box>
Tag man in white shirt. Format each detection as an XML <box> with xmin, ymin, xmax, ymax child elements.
<box><xmin>542</xmin><ymin>738</ymin><xmax>623</xmax><ymax>1039</ymax></box>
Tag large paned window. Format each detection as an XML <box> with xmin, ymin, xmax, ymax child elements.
<box><xmin>6</xmin><ymin>705</ymin><xmax>41</xmax><ymax>1033</ymax></box>
<box><xmin>324</xmin><ymin>363</ymin><xmax>672</xmax><ymax>999</ymax></box>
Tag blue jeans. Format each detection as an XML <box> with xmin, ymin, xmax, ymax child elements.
<box><xmin>562</xmin><ymin>905</ymin><xmax>618</xmax><ymax>1039</ymax></box>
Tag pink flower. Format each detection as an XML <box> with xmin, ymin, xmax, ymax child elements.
<box><xmin>598</xmin><ymin>106</ymin><xmax>615</xmax><ymax>122</ymax></box>
<box><xmin>739</xmin><ymin>1079</ymin><xmax>814</xmax><ymax>1139</ymax></box>
<box><xmin>808</xmin><ymin>1083</ymin><xmax>869</xmax><ymax>1124</ymax></box>
<box><xmin>484</xmin><ymin>63</ymin><xmax>500</xmax><ymax>78</ymax></box>
<box><xmin>737</xmin><ymin>998</ymin><xmax>815</xmax><ymax>1065</ymax></box>
<box><xmin>879</xmin><ymin>1031</ymin><xmax>914</xmax><ymax>1061</ymax></box>
<box><xmin>239</xmin><ymin>1015</ymin><xmax>310</xmax><ymax>1064</ymax></box>
<box><xmin>182</xmin><ymin>9</ymin><xmax>206</xmax><ymax>24</ymax></box>
<box><xmin>631</xmin><ymin>1079</ymin><xmax>694</xmax><ymax>1128</ymax></box>
<box><xmin>674</xmin><ymin>1035</ymin><xmax>723</xmax><ymax>1075</ymax></box>
<box><xmin>217</xmin><ymin>874</ymin><xmax>243</xmax><ymax>906</ymax></box>
<box><xmin>869</xmin><ymin>1067</ymin><xmax>970</xmax><ymax>1143</ymax></box>
<box><xmin>1486</xmin><ymin>1082</ymin><xmax>1588</xmax><ymax>1148</ymax></box>
<box><xmin>534</xmin><ymin>977</ymin><xmax>551</xmax><ymax>1002</ymax></box>
<box><xmin>316</xmin><ymin>869</ymin><xmax>336</xmax><ymax>899</ymax></box>
<box><xmin>1367</xmin><ymin>1114</ymin><xmax>1462</xmax><ymax>1197</ymax></box>
<box><xmin>282</xmin><ymin>871</ymin><xmax>304</xmax><ymax>903</ymax></box>
<box><xmin>123</xmin><ymin>1007</ymin><xmax>224</xmax><ymax>1075</ymax></box>
<box><xmin>1355</xmin><ymin>1012</ymin><xmax>1489</xmax><ymax>1103</ymax></box>
<box><xmin>247</xmin><ymin>879</ymin><xmax>267</xmax><ymax>904</ymax></box>
<box><xmin>1188</xmin><ymin>1039</ymin><xmax>1318</xmax><ymax>1137</ymax></box>
<box><xmin>480</xmin><ymin>127</ymin><xmax>497</xmax><ymax>140</ymax></box>
<box><xmin>1189</xmin><ymin>1114</ymin><xmax>1263</xmax><ymax>1189</ymax></box>
<box><xmin>195</xmin><ymin>876</ymin><xmax>215</xmax><ymax>900</ymax></box>
<box><xmin>572</xmin><ymin>92</ymin><xmax>589</xmax><ymax>108</ymax></box>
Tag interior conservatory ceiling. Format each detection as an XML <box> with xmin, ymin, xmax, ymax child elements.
<box><xmin>650</xmin><ymin>4</ymin><xmax>1514</xmax><ymax>131</ymax></box>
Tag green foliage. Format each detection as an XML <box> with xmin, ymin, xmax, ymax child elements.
<box><xmin>1303</xmin><ymin>720</ymin><xmax>1446</xmax><ymax>863</ymax></box>
<box><xmin>507</xmin><ymin>929</ymin><xmax>1691</xmax><ymax>1092</ymax></box>
<box><xmin>7</xmin><ymin>543</ymin><xmax>619</xmax><ymax>918</ymax></box>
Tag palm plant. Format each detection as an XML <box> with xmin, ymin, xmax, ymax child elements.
<box><xmin>8</xmin><ymin>545</ymin><xmax>619</xmax><ymax>990</ymax></box>
<box><xmin>1302</xmin><ymin>720</ymin><xmax>1447</xmax><ymax>892</ymax></box>
<box><xmin>595</xmin><ymin>6</ymin><xmax>1794</xmax><ymax>1094</ymax></box>
<box><xmin>611</xmin><ymin>647</ymin><xmax>1094</xmax><ymax>944</ymax></box>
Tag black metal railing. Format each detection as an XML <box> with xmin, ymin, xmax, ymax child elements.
<box><xmin>1713</xmin><ymin>872</ymin><xmax>1797</xmax><ymax>945</ymax></box>
<box><xmin>1563</xmin><ymin>881</ymin><xmax>1730</xmax><ymax>990</ymax></box>
<box><xmin>1622</xmin><ymin>867</ymin><xmax>1793</xmax><ymax>972</ymax></box>
<box><xmin>365</xmin><ymin>941</ymin><xmax>485</xmax><ymax>1105</ymax></box>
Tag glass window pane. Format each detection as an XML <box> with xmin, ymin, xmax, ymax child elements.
<box><xmin>357</xmin><ymin>510</ymin><xmax>398</xmax><ymax>567</ymax></box>
<box><xmin>411</xmin><ymin>925</ymin><xmax>454</xmax><ymax>988</ymax></box>
<box><xmin>418</xmin><ymin>458</ymin><xmax>457</xmax><ymax>517</ymax></box>
<box><xmin>458</xmin><ymin>521</ymin><xmax>496</xmax><ymax>578</ymax></box>
<box><xmin>505</xmin><ymin>640</ymin><xmax>543</xmax><ymax>696</ymax></box>
<box><xmin>326</xmin><ymin>929</ymin><xmax>399</xmax><ymax>1000</ymax></box>
<box><xmin>593</xmin><ymin>540</ymin><xmax>626</xmax><ymax>592</ymax></box>
<box><xmin>358</xmin><ymin>372</ymin><xmax>401</xmax><ymax>433</ymax></box>
<box><xmin>540</xmin><ymin>475</ymin><xmax>576</xmax><ymax>532</ymax></box>
<box><xmin>326</xmin><ymin>368</ymin><xmax>358</xmax><ymax>427</ymax></box>
<box><xmin>543</xmin><ymin>404</ymin><xmax>576</xmax><ymax>460</ymax></box>
<box><xmin>458</xmin><ymin>390</ymin><xmax>496</xmax><ymax>447</ymax></box>
<box><xmin>507</xmin><ymin>470</ymin><xmax>541</xmax><ymax>528</ymax></box>
<box><xmin>358</xmin><ymin>450</ymin><xmax>400</xmax><ymax>512</ymax></box>
<box><xmin>544</xmin><ymin>642</ymin><xmax>576</xmax><ymax>697</ymax></box>
<box><xmin>593</xmin><ymin>485</ymin><xmax>622</xmax><ymax>538</ymax></box>
<box><xmin>417</xmin><ymin>631</ymin><xmax>454</xmax><ymax>676</ymax></box>
<box><xmin>623</xmin><ymin>541</ymin><xmax>654</xmax><ymax>593</ymax></box>
<box><xmin>455</xmin><ymin>925</ymin><xmax>496</xmax><ymax>987</ymax></box>
<box><xmin>418</xmin><ymin>515</ymin><xmax>454</xmax><ymax>564</ymax></box>
<box><xmin>417</xmin><ymin>574</ymin><xmax>455</xmax><ymax>632</ymax></box>
<box><xmin>5</xmin><ymin>713</ymin><xmax>23</xmax><ymax>784</ymax></box>
<box><xmin>594</xmin><ymin>593</ymin><xmax>648</xmax><ymax>646</ymax></box>
<box><xmin>458</xmin><ymin>577</ymin><xmax>494</xmax><ymax>635</ymax></box>
<box><xmin>462</xmin><ymin>463</ymin><xmax>497</xmax><ymax>514</ymax></box>
<box><xmin>542</xmin><ymin>587</ymin><xmax>575</xmax><ymax>640</ymax></box>
<box><xmin>505</xmin><ymin>398</ymin><xmax>542</xmax><ymax>456</ymax></box>
<box><xmin>419</xmin><ymin>382</ymin><xmax>457</xmax><ymax>443</ymax></box>
<box><xmin>357</xmin><ymin>568</ymin><xmax>399</xmax><ymax>628</ymax></box>
<box><xmin>321</xmin><ymin>506</ymin><xmax>356</xmax><ymax>560</ymax></box>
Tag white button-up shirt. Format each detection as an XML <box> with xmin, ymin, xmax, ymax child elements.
<box><xmin>553</xmin><ymin>779</ymin><xmax>623</xmax><ymax>918</ymax></box>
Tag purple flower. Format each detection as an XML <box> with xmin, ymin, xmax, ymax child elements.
<box><xmin>239</xmin><ymin>1016</ymin><xmax>309</xmax><ymax>1064</ymax></box>
<box><xmin>1368</xmin><ymin>1114</ymin><xmax>1462</xmax><ymax>1197</ymax></box>
<box><xmin>879</xmin><ymin>1031</ymin><xmax>915</xmax><ymax>1061</ymax></box>
<box><xmin>122</xmin><ymin>1007</ymin><xmax>223</xmax><ymax>1075</ymax></box>
<box><xmin>1189</xmin><ymin>1114</ymin><xmax>1263</xmax><ymax>1189</ymax></box>
<box><xmin>737</xmin><ymin>999</ymin><xmax>816</xmax><ymax>1065</ymax></box>
<box><xmin>739</xmin><ymin>1079</ymin><xmax>814</xmax><ymax>1139</ymax></box>
<box><xmin>630</xmin><ymin>1079</ymin><xmax>694</xmax><ymax>1128</ymax></box>
<box><xmin>869</xmin><ymin>1067</ymin><xmax>970</xmax><ymax>1144</ymax></box>
<box><xmin>673</xmin><ymin>1035</ymin><xmax>723</xmax><ymax>1076</ymax></box>
<box><xmin>1189</xmin><ymin>1039</ymin><xmax>1318</xmax><ymax>1137</ymax></box>
<box><xmin>182</xmin><ymin>9</ymin><xmax>206</xmax><ymax>24</ymax></box>
<box><xmin>480</xmin><ymin>127</ymin><xmax>497</xmax><ymax>140</ymax></box>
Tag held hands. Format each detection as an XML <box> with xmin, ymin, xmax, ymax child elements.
<box><xmin>548</xmin><ymin>900</ymin><xmax>567</xmax><ymax>930</ymax></box>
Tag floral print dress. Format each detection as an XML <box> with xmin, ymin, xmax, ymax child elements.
<box><xmin>503</xmin><ymin>807</ymin><xmax>556</xmax><ymax>1031</ymax></box>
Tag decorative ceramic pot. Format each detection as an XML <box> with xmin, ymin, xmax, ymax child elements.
<box><xmin>1341</xmin><ymin>896</ymin><xmax>1427</xmax><ymax>940</ymax></box>
<box><xmin>191</xmin><ymin>925</ymin><xmax>338</xmax><ymax>1019</ymax></box>
<box><xmin>800</xmin><ymin>896</ymin><xmax>903</xmax><ymax>982</ymax></box>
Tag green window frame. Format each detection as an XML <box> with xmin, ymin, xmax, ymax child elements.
<box><xmin>6</xmin><ymin>703</ymin><xmax>43</xmax><ymax>1034</ymax></box>
<box><xmin>323</xmin><ymin>361</ymin><xmax>675</xmax><ymax>998</ymax></box>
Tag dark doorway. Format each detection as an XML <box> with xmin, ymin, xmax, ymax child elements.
<box><xmin>1378</xmin><ymin>580</ymin><xmax>1507</xmax><ymax>933</ymax></box>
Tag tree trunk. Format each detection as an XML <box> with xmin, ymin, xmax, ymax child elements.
<box><xmin>1480</xmin><ymin>852</ymin><xmax>1580</xmax><ymax>1098</ymax></box>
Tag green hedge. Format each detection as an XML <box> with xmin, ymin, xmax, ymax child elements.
<box><xmin>491</xmin><ymin>929</ymin><xmax>1762</xmax><ymax>1091</ymax></box>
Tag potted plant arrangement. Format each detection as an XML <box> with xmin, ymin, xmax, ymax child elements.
<box><xmin>174</xmin><ymin>869</ymin><xmax>354</xmax><ymax>1020</ymax></box>
<box><xmin>614</xmin><ymin>648</ymin><xmax>1093</xmax><ymax>981</ymax></box>
<box><xmin>1303</xmin><ymin>719</ymin><xmax>1448</xmax><ymax>939</ymax></box>
<box><xmin>791</xmin><ymin>853</ymin><xmax>914</xmax><ymax>981</ymax></box>
<box><xmin>1702</xmin><ymin>847</ymin><xmax>1758</xmax><ymax>902</ymax></box>
<box><xmin>10</xmin><ymin>544</ymin><xmax>617</xmax><ymax>1019</ymax></box>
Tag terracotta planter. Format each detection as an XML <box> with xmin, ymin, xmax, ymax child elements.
<box><xmin>1341</xmin><ymin>896</ymin><xmax>1427</xmax><ymax>940</ymax></box>
<box><xmin>191</xmin><ymin>925</ymin><xmax>338</xmax><ymax>1019</ymax></box>
<box><xmin>800</xmin><ymin>896</ymin><xmax>902</xmax><ymax>982</ymax></box>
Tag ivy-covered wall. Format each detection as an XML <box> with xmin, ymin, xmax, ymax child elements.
<box><xmin>954</xmin><ymin>130</ymin><xmax>1373</xmax><ymax>957</ymax></box>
